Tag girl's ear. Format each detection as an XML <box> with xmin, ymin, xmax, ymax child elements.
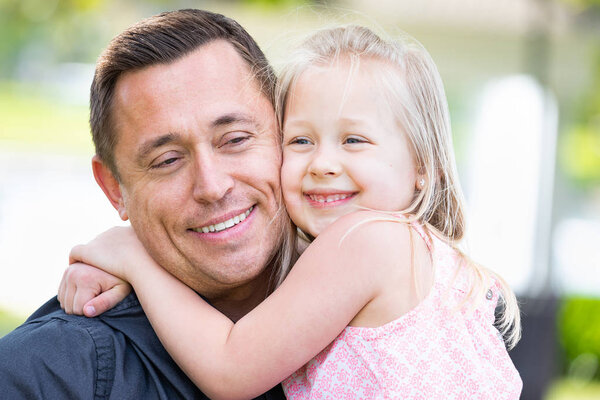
<box><xmin>92</xmin><ymin>155</ymin><xmax>129</xmax><ymax>221</ymax></box>
<box><xmin>415</xmin><ymin>165</ymin><xmax>427</xmax><ymax>190</ymax></box>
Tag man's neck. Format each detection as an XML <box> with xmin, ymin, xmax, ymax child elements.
<box><xmin>206</xmin><ymin>263</ymin><xmax>275</xmax><ymax>322</ymax></box>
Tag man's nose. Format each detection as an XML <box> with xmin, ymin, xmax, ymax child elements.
<box><xmin>192</xmin><ymin>154</ymin><xmax>234</xmax><ymax>203</ymax></box>
<box><xmin>308</xmin><ymin>147</ymin><xmax>342</xmax><ymax>178</ymax></box>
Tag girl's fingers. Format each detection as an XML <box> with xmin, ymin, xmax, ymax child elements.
<box><xmin>57</xmin><ymin>269</ymin><xmax>67</xmax><ymax>309</ymax></box>
<box><xmin>72</xmin><ymin>284</ymin><xmax>101</xmax><ymax>316</ymax></box>
<box><xmin>83</xmin><ymin>283</ymin><xmax>132</xmax><ymax>317</ymax></box>
<box><xmin>61</xmin><ymin>262</ymin><xmax>99</xmax><ymax>314</ymax></box>
<box><xmin>63</xmin><ymin>279</ymin><xmax>73</xmax><ymax>314</ymax></box>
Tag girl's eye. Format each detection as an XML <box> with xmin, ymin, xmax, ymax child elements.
<box><xmin>344</xmin><ymin>136</ymin><xmax>368</xmax><ymax>144</ymax></box>
<box><xmin>289</xmin><ymin>137</ymin><xmax>312</xmax><ymax>145</ymax></box>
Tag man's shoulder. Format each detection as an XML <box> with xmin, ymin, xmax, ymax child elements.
<box><xmin>1</xmin><ymin>295</ymin><xmax>119</xmax><ymax>356</ymax></box>
<box><xmin>0</xmin><ymin>296</ymin><xmax>119</xmax><ymax>399</ymax></box>
<box><xmin>0</xmin><ymin>295</ymin><xmax>286</xmax><ymax>400</ymax></box>
<box><xmin>4</xmin><ymin>294</ymin><xmax>144</xmax><ymax>363</ymax></box>
<box><xmin>0</xmin><ymin>294</ymin><xmax>214</xmax><ymax>399</ymax></box>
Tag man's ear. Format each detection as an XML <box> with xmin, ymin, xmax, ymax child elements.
<box><xmin>92</xmin><ymin>155</ymin><xmax>128</xmax><ymax>221</ymax></box>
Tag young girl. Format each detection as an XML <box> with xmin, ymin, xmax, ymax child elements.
<box><xmin>60</xmin><ymin>25</ymin><xmax>522</xmax><ymax>399</ymax></box>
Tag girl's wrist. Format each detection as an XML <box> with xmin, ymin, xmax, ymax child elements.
<box><xmin>125</xmin><ymin>255</ymin><xmax>161</xmax><ymax>286</ymax></box>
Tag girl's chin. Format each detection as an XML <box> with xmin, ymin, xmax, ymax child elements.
<box><xmin>303</xmin><ymin>214</ymin><xmax>345</xmax><ymax>238</ymax></box>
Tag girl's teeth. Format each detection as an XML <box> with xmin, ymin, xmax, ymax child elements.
<box><xmin>309</xmin><ymin>194</ymin><xmax>350</xmax><ymax>203</ymax></box>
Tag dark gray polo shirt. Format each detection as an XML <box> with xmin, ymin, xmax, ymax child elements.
<box><xmin>0</xmin><ymin>293</ymin><xmax>285</xmax><ymax>399</ymax></box>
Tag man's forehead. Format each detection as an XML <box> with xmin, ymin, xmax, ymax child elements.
<box><xmin>111</xmin><ymin>40</ymin><xmax>274</xmax><ymax>132</ymax></box>
<box><xmin>115</xmin><ymin>40</ymin><xmax>261</xmax><ymax>103</ymax></box>
<box><xmin>107</xmin><ymin>43</ymin><xmax>278</xmax><ymax>166</ymax></box>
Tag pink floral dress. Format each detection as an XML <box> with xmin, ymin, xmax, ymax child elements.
<box><xmin>282</xmin><ymin>226</ymin><xmax>522</xmax><ymax>399</ymax></box>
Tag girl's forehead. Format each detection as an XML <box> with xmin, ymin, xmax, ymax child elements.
<box><xmin>292</xmin><ymin>58</ymin><xmax>400</xmax><ymax>110</ymax></box>
<box><xmin>301</xmin><ymin>55</ymin><xmax>397</xmax><ymax>77</ymax></box>
<box><xmin>284</xmin><ymin>62</ymin><xmax>407</xmax><ymax>139</ymax></box>
<box><xmin>291</xmin><ymin>57</ymin><xmax>404</xmax><ymax>108</ymax></box>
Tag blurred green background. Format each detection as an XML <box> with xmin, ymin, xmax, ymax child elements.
<box><xmin>0</xmin><ymin>0</ymin><xmax>599</xmax><ymax>399</ymax></box>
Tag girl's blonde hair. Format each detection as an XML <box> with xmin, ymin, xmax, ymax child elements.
<box><xmin>274</xmin><ymin>25</ymin><xmax>520</xmax><ymax>348</ymax></box>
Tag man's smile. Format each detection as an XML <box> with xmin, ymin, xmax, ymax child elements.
<box><xmin>191</xmin><ymin>206</ymin><xmax>255</xmax><ymax>233</ymax></box>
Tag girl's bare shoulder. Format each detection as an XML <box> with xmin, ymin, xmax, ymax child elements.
<box><xmin>310</xmin><ymin>210</ymin><xmax>417</xmax><ymax>265</ymax></box>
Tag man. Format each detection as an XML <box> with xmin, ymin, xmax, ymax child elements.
<box><xmin>0</xmin><ymin>9</ymin><xmax>294</xmax><ymax>399</ymax></box>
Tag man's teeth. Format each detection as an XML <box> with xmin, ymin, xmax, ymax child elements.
<box><xmin>195</xmin><ymin>207</ymin><xmax>253</xmax><ymax>233</ymax></box>
<box><xmin>307</xmin><ymin>194</ymin><xmax>351</xmax><ymax>203</ymax></box>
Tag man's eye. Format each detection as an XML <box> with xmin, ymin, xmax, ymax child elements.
<box><xmin>220</xmin><ymin>133</ymin><xmax>252</xmax><ymax>148</ymax></box>
<box><xmin>227</xmin><ymin>136</ymin><xmax>249</xmax><ymax>145</ymax></box>
<box><xmin>162</xmin><ymin>157</ymin><xmax>178</xmax><ymax>165</ymax></box>
<box><xmin>151</xmin><ymin>156</ymin><xmax>180</xmax><ymax>169</ymax></box>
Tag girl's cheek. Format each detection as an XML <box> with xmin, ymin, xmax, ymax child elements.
<box><xmin>280</xmin><ymin>155</ymin><xmax>302</xmax><ymax>187</ymax></box>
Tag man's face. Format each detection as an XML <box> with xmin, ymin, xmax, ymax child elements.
<box><xmin>106</xmin><ymin>41</ymin><xmax>284</xmax><ymax>297</ymax></box>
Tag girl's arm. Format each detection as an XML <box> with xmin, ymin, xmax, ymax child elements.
<box><xmin>70</xmin><ymin>212</ymin><xmax>414</xmax><ymax>400</ymax></box>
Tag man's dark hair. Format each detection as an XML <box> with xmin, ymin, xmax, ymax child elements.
<box><xmin>90</xmin><ymin>9</ymin><xmax>276</xmax><ymax>179</ymax></box>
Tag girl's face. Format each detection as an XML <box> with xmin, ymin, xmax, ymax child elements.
<box><xmin>281</xmin><ymin>59</ymin><xmax>418</xmax><ymax>237</ymax></box>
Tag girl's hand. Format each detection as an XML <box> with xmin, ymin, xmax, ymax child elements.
<box><xmin>61</xmin><ymin>226</ymin><xmax>157</xmax><ymax>317</ymax></box>
<box><xmin>68</xmin><ymin>226</ymin><xmax>154</xmax><ymax>281</ymax></box>
<box><xmin>58</xmin><ymin>262</ymin><xmax>131</xmax><ymax>317</ymax></box>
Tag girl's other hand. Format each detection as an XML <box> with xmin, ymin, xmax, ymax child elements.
<box><xmin>58</xmin><ymin>262</ymin><xmax>131</xmax><ymax>317</ymax></box>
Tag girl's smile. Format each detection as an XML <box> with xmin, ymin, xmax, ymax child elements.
<box><xmin>303</xmin><ymin>190</ymin><xmax>358</xmax><ymax>208</ymax></box>
<box><xmin>281</xmin><ymin>57</ymin><xmax>419</xmax><ymax>237</ymax></box>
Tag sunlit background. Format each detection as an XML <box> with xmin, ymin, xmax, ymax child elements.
<box><xmin>0</xmin><ymin>0</ymin><xmax>599</xmax><ymax>399</ymax></box>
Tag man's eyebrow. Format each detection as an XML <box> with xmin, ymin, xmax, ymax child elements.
<box><xmin>136</xmin><ymin>133</ymin><xmax>180</xmax><ymax>162</ymax></box>
<box><xmin>210</xmin><ymin>113</ymin><xmax>255</xmax><ymax>128</ymax></box>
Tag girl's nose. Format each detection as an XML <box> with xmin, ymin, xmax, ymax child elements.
<box><xmin>309</xmin><ymin>149</ymin><xmax>342</xmax><ymax>178</ymax></box>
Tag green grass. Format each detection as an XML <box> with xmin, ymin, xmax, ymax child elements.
<box><xmin>0</xmin><ymin>309</ymin><xmax>25</xmax><ymax>338</ymax></box>
<box><xmin>546</xmin><ymin>379</ymin><xmax>600</xmax><ymax>400</ymax></box>
<box><xmin>0</xmin><ymin>81</ymin><xmax>93</xmax><ymax>152</ymax></box>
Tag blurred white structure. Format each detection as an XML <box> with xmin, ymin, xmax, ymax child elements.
<box><xmin>464</xmin><ymin>75</ymin><xmax>558</xmax><ymax>296</ymax></box>
<box><xmin>0</xmin><ymin>149</ymin><xmax>126</xmax><ymax>315</ymax></box>
<box><xmin>553</xmin><ymin>218</ymin><xmax>600</xmax><ymax>296</ymax></box>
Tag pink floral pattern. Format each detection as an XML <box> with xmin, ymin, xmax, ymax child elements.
<box><xmin>282</xmin><ymin>226</ymin><xmax>522</xmax><ymax>399</ymax></box>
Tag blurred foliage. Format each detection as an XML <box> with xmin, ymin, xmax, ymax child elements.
<box><xmin>0</xmin><ymin>308</ymin><xmax>25</xmax><ymax>338</ymax></box>
<box><xmin>0</xmin><ymin>0</ymin><xmax>198</xmax><ymax>78</ymax></box>
<box><xmin>560</xmin><ymin>49</ymin><xmax>600</xmax><ymax>188</ymax></box>
<box><xmin>560</xmin><ymin>0</ymin><xmax>600</xmax><ymax>8</ymax></box>
<box><xmin>547</xmin><ymin>378</ymin><xmax>600</xmax><ymax>400</ymax></box>
<box><xmin>242</xmin><ymin>0</ymin><xmax>308</xmax><ymax>6</ymax></box>
<box><xmin>559</xmin><ymin>297</ymin><xmax>600</xmax><ymax>381</ymax></box>
<box><xmin>0</xmin><ymin>82</ymin><xmax>91</xmax><ymax>150</ymax></box>
<box><xmin>0</xmin><ymin>0</ymin><xmax>106</xmax><ymax>77</ymax></box>
<box><xmin>562</xmin><ymin>124</ymin><xmax>600</xmax><ymax>186</ymax></box>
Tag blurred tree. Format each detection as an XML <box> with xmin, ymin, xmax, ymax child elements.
<box><xmin>0</xmin><ymin>0</ymin><xmax>106</xmax><ymax>78</ymax></box>
<box><xmin>0</xmin><ymin>0</ymin><xmax>189</xmax><ymax>79</ymax></box>
<box><xmin>561</xmin><ymin>53</ymin><xmax>600</xmax><ymax>188</ymax></box>
<box><xmin>241</xmin><ymin>0</ymin><xmax>313</xmax><ymax>6</ymax></box>
<box><xmin>555</xmin><ymin>0</ymin><xmax>600</xmax><ymax>188</ymax></box>
<box><xmin>559</xmin><ymin>297</ymin><xmax>600</xmax><ymax>381</ymax></box>
<box><xmin>561</xmin><ymin>0</ymin><xmax>600</xmax><ymax>7</ymax></box>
